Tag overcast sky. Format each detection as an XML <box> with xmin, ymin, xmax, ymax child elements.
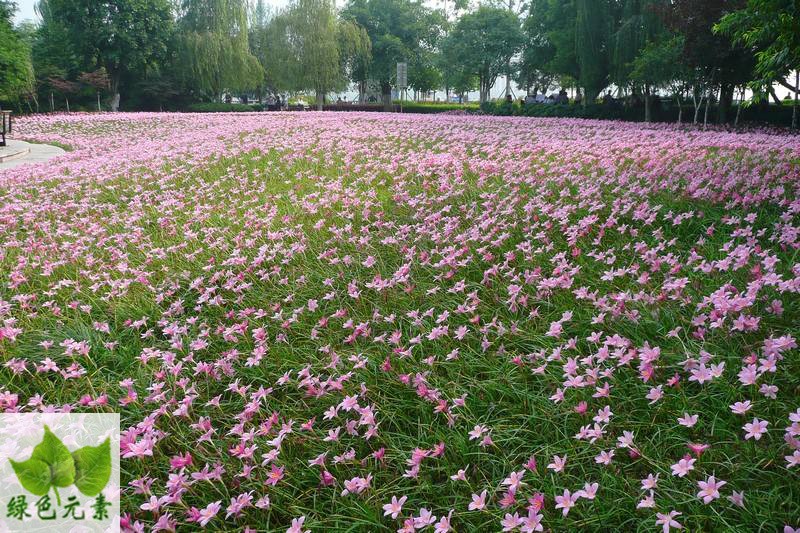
<box><xmin>12</xmin><ymin>0</ymin><xmax>37</xmax><ymax>23</ymax></box>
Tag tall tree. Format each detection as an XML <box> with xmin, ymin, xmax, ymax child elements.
<box><xmin>0</xmin><ymin>1</ymin><xmax>35</xmax><ymax>107</ymax></box>
<box><xmin>409</xmin><ymin>51</ymin><xmax>442</xmax><ymax>100</ymax></box>
<box><xmin>516</xmin><ymin>0</ymin><xmax>557</xmax><ymax>96</ymax></box>
<box><xmin>575</xmin><ymin>0</ymin><xmax>611</xmax><ymax>103</ymax></box>
<box><xmin>287</xmin><ymin>0</ymin><xmax>340</xmax><ymax>110</ymax></box>
<box><xmin>611</xmin><ymin>0</ymin><xmax>663</xmax><ymax>89</ymax></box>
<box><xmin>342</xmin><ymin>0</ymin><xmax>442</xmax><ymax>110</ymax></box>
<box><xmin>284</xmin><ymin>0</ymin><xmax>368</xmax><ymax>109</ymax></box>
<box><xmin>629</xmin><ymin>34</ymin><xmax>686</xmax><ymax>121</ymax></box>
<box><xmin>257</xmin><ymin>10</ymin><xmax>298</xmax><ymax>96</ymax></box>
<box><xmin>37</xmin><ymin>0</ymin><xmax>174</xmax><ymax>111</ymax></box>
<box><xmin>336</xmin><ymin>19</ymin><xmax>372</xmax><ymax>100</ymax></box>
<box><xmin>442</xmin><ymin>6</ymin><xmax>523</xmax><ymax>103</ymax></box>
<box><xmin>178</xmin><ymin>0</ymin><xmax>262</xmax><ymax>100</ymax></box>
<box><xmin>658</xmin><ymin>0</ymin><xmax>755</xmax><ymax>124</ymax></box>
<box><xmin>715</xmin><ymin>0</ymin><xmax>800</xmax><ymax>128</ymax></box>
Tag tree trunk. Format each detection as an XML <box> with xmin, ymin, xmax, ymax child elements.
<box><xmin>479</xmin><ymin>75</ymin><xmax>490</xmax><ymax>104</ymax></box>
<box><xmin>97</xmin><ymin>91</ymin><xmax>102</xmax><ymax>112</ymax></box>
<box><xmin>692</xmin><ymin>90</ymin><xmax>702</xmax><ymax>124</ymax></box>
<box><xmin>675</xmin><ymin>94</ymin><xmax>682</xmax><ymax>125</ymax></box>
<box><xmin>769</xmin><ymin>86</ymin><xmax>781</xmax><ymax>105</ymax></box>
<box><xmin>734</xmin><ymin>86</ymin><xmax>743</xmax><ymax>128</ymax></box>
<box><xmin>793</xmin><ymin>70</ymin><xmax>798</xmax><ymax>130</ymax></box>
<box><xmin>316</xmin><ymin>89</ymin><xmax>324</xmax><ymax>111</ymax></box>
<box><xmin>717</xmin><ymin>84</ymin><xmax>734</xmax><ymax>125</ymax></box>
<box><xmin>644</xmin><ymin>86</ymin><xmax>652</xmax><ymax>123</ymax></box>
<box><xmin>66</xmin><ymin>96</ymin><xmax>70</xmax><ymax>113</ymax></box>
<box><xmin>109</xmin><ymin>71</ymin><xmax>121</xmax><ymax>112</ymax></box>
<box><xmin>381</xmin><ymin>82</ymin><xmax>392</xmax><ymax>112</ymax></box>
<box><xmin>703</xmin><ymin>88</ymin><xmax>711</xmax><ymax>129</ymax></box>
<box><xmin>50</xmin><ymin>92</ymin><xmax>54</xmax><ymax>112</ymax></box>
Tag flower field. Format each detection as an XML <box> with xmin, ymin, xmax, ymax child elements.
<box><xmin>1</xmin><ymin>112</ymin><xmax>799</xmax><ymax>532</ymax></box>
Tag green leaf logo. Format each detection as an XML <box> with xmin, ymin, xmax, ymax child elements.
<box><xmin>8</xmin><ymin>425</ymin><xmax>111</xmax><ymax>504</ymax></box>
<box><xmin>72</xmin><ymin>438</ymin><xmax>111</xmax><ymax>496</ymax></box>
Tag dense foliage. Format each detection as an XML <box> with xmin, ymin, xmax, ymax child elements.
<box><xmin>0</xmin><ymin>0</ymin><xmax>798</xmax><ymax>120</ymax></box>
<box><xmin>0</xmin><ymin>0</ymin><xmax>33</xmax><ymax>106</ymax></box>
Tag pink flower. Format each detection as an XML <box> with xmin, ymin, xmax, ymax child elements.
<box><xmin>641</xmin><ymin>473</ymin><xmax>659</xmax><ymax>490</ymax></box>
<box><xmin>266</xmin><ymin>464</ymin><xmax>285</xmax><ymax>486</ymax></box>
<box><xmin>595</xmin><ymin>450</ymin><xmax>614</xmax><ymax>465</ymax></box>
<box><xmin>677</xmin><ymin>413</ymin><xmax>698</xmax><ymax>427</ymax></box>
<box><xmin>786</xmin><ymin>450</ymin><xmax>800</xmax><ymax>468</ymax></box>
<box><xmin>554</xmin><ymin>489</ymin><xmax>579</xmax><ymax>516</ymax></box>
<box><xmin>656</xmin><ymin>510</ymin><xmax>683</xmax><ymax>532</ymax></box>
<box><xmin>197</xmin><ymin>501</ymin><xmax>221</xmax><ymax>527</ymax></box>
<box><xmin>450</xmin><ymin>467</ymin><xmax>468</xmax><ymax>481</ymax></box>
<box><xmin>743</xmin><ymin>418</ymin><xmax>769</xmax><ymax>440</ymax></box>
<box><xmin>728</xmin><ymin>490</ymin><xmax>745</xmax><ymax>508</ymax></box>
<box><xmin>576</xmin><ymin>482</ymin><xmax>598</xmax><ymax>500</ymax></box>
<box><xmin>637</xmin><ymin>491</ymin><xmax>656</xmax><ymax>509</ymax></box>
<box><xmin>671</xmin><ymin>456</ymin><xmax>696</xmax><ymax>477</ymax></box>
<box><xmin>697</xmin><ymin>476</ymin><xmax>726</xmax><ymax>504</ymax></box>
<box><xmin>468</xmin><ymin>490</ymin><xmax>487</xmax><ymax>511</ymax></box>
<box><xmin>730</xmin><ymin>401</ymin><xmax>752</xmax><ymax>415</ymax></box>
<box><xmin>434</xmin><ymin>510</ymin><xmax>453</xmax><ymax>533</ymax></box>
<box><xmin>547</xmin><ymin>454</ymin><xmax>566</xmax><ymax>473</ymax></box>
<box><xmin>414</xmin><ymin>508</ymin><xmax>436</xmax><ymax>529</ymax></box>
<box><xmin>287</xmin><ymin>516</ymin><xmax>310</xmax><ymax>533</ymax></box>
<box><xmin>502</xmin><ymin>470</ymin><xmax>526</xmax><ymax>491</ymax></box>
<box><xmin>382</xmin><ymin>495</ymin><xmax>407</xmax><ymax>519</ymax></box>
<box><xmin>501</xmin><ymin>512</ymin><xmax>524</xmax><ymax>531</ymax></box>
<box><xmin>520</xmin><ymin>510</ymin><xmax>544</xmax><ymax>532</ymax></box>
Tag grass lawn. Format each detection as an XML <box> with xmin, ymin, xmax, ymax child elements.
<box><xmin>1</xmin><ymin>112</ymin><xmax>799</xmax><ymax>532</ymax></box>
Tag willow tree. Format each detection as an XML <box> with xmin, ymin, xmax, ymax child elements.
<box><xmin>575</xmin><ymin>0</ymin><xmax>610</xmax><ymax>103</ymax></box>
<box><xmin>612</xmin><ymin>0</ymin><xmax>663</xmax><ymax>88</ymax></box>
<box><xmin>612</xmin><ymin>0</ymin><xmax>667</xmax><ymax>119</ymax></box>
<box><xmin>287</xmin><ymin>0</ymin><xmax>342</xmax><ymax>110</ymax></box>
<box><xmin>178</xmin><ymin>0</ymin><xmax>262</xmax><ymax>100</ymax></box>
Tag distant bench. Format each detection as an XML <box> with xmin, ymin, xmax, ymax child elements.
<box><xmin>0</xmin><ymin>111</ymin><xmax>10</xmax><ymax>147</ymax></box>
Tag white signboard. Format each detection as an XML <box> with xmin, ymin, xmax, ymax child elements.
<box><xmin>397</xmin><ymin>62</ymin><xmax>408</xmax><ymax>89</ymax></box>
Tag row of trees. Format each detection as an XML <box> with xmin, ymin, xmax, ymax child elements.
<box><xmin>0</xmin><ymin>0</ymin><xmax>798</xmax><ymax>125</ymax></box>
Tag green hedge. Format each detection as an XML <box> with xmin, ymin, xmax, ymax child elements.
<box><xmin>185</xmin><ymin>103</ymin><xmax>263</xmax><ymax>113</ymax></box>
<box><xmin>481</xmin><ymin>100</ymin><xmax>798</xmax><ymax>127</ymax></box>
<box><xmin>393</xmin><ymin>102</ymin><xmax>480</xmax><ymax>114</ymax></box>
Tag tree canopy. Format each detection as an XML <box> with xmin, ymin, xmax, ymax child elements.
<box><xmin>0</xmin><ymin>1</ymin><xmax>34</xmax><ymax>105</ymax></box>
<box><xmin>1</xmin><ymin>0</ymin><xmax>797</xmax><ymax>127</ymax></box>
<box><xmin>442</xmin><ymin>6</ymin><xmax>523</xmax><ymax>103</ymax></box>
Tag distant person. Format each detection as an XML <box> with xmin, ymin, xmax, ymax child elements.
<box><xmin>505</xmin><ymin>94</ymin><xmax>513</xmax><ymax>104</ymax></box>
<box><xmin>574</xmin><ymin>91</ymin><xmax>583</xmax><ymax>105</ymax></box>
<box><xmin>603</xmin><ymin>91</ymin><xmax>613</xmax><ymax>106</ymax></box>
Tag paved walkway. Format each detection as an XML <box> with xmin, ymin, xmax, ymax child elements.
<box><xmin>0</xmin><ymin>139</ymin><xmax>66</xmax><ymax>170</ymax></box>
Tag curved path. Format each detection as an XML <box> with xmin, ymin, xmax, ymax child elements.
<box><xmin>0</xmin><ymin>139</ymin><xmax>66</xmax><ymax>170</ymax></box>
